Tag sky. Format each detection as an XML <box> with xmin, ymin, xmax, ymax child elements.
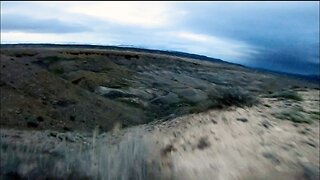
<box><xmin>1</xmin><ymin>1</ymin><xmax>319</xmax><ymax>75</ymax></box>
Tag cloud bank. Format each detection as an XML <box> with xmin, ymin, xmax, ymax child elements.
<box><xmin>1</xmin><ymin>1</ymin><xmax>319</xmax><ymax>75</ymax></box>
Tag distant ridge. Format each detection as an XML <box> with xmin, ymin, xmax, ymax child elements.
<box><xmin>1</xmin><ymin>43</ymin><xmax>318</xmax><ymax>84</ymax></box>
<box><xmin>250</xmin><ymin>67</ymin><xmax>320</xmax><ymax>84</ymax></box>
<box><xmin>1</xmin><ymin>43</ymin><xmax>225</xmax><ymax>64</ymax></box>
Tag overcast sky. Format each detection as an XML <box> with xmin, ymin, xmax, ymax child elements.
<box><xmin>1</xmin><ymin>1</ymin><xmax>319</xmax><ymax>75</ymax></box>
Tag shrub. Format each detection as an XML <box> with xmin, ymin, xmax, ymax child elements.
<box><xmin>270</xmin><ymin>90</ymin><xmax>303</xmax><ymax>101</ymax></box>
<box><xmin>273</xmin><ymin>106</ymin><xmax>311</xmax><ymax>124</ymax></box>
<box><xmin>37</xmin><ymin>56</ymin><xmax>77</xmax><ymax>66</ymax></box>
<box><xmin>124</xmin><ymin>54</ymin><xmax>139</xmax><ymax>60</ymax></box>
<box><xmin>52</xmin><ymin>67</ymin><xmax>64</xmax><ymax>74</ymax></box>
<box><xmin>43</xmin><ymin>56</ymin><xmax>62</xmax><ymax>64</ymax></box>
<box><xmin>308</xmin><ymin>111</ymin><xmax>320</xmax><ymax>121</ymax></box>
<box><xmin>13</xmin><ymin>52</ymin><xmax>38</xmax><ymax>57</ymax></box>
<box><xmin>208</xmin><ymin>87</ymin><xmax>258</xmax><ymax>109</ymax></box>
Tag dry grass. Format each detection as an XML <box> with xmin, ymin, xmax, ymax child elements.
<box><xmin>0</xmin><ymin>128</ymin><xmax>159</xmax><ymax>179</ymax></box>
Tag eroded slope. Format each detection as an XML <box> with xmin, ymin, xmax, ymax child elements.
<box><xmin>0</xmin><ymin>47</ymin><xmax>317</xmax><ymax>132</ymax></box>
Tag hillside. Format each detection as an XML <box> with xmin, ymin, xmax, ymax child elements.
<box><xmin>0</xmin><ymin>45</ymin><xmax>319</xmax><ymax>179</ymax></box>
<box><xmin>1</xmin><ymin>45</ymin><xmax>317</xmax><ymax>132</ymax></box>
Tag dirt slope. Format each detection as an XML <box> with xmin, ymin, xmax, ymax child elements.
<box><xmin>151</xmin><ymin>89</ymin><xmax>319</xmax><ymax>180</ymax></box>
<box><xmin>1</xmin><ymin>90</ymin><xmax>319</xmax><ymax>179</ymax></box>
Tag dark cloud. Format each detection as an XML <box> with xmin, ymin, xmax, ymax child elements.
<box><xmin>249</xmin><ymin>47</ymin><xmax>319</xmax><ymax>75</ymax></box>
<box><xmin>1</xmin><ymin>13</ymin><xmax>90</xmax><ymax>33</ymax></box>
<box><xmin>175</xmin><ymin>2</ymin><xmax>319</xmax><ymax>75</ymax></box>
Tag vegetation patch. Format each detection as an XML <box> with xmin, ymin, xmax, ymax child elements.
<box><xmin>36</xmin><ymin>56</ymin><xmax>78</xmax><ymax>66</ymax></box>
<box><xmin>185</xmin><ymin>87</ymin><xmax>258</xmax><ymax>114</ymax></box>
<box><xmin>27</xmin><ymin>121</ymin><xmax>39</xmax><ymax>128</ymax></box>
<box><xmin>273</xmin><ymin>106</ymin><xmax>312</xmax><ymax>124</ymax></box>
<box><xmin>188</xmin><ymin>102</ymin><xmax>211</xmax><ymax>114</ymax></box>
<box><xmin>308</xmin><ymin>111</ymin><xmax>320</xmax><ymax>121</ymax></box>
<box><xmin>14</xmin><ymin>52</ymin><xmax>38</xmax><ymax>57</ymax></box>
<box><xmin>124</xmin><ymin>54</ymin><xmax>139</xmax><ymax>60</ymax></box>
<box><xmin>208</xmin><ymin>87</ymin><xmax>258</xmax><ymax>109</ymax></box>
<box><xmin>269</xmin><ymin>90</ymin><xmax>303</xmax><ymax>101</ymax></box>
<box><xmin>1</xmin><ymin>50</ymin><xmax>38</xmax><ymax>57</ymax></box>
<box><xmin>51</xmin><ymin>67</ymin><xmax>64</xmax><ymax>74</ymax></box>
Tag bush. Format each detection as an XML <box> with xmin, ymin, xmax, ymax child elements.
<box><xmin>270</xmin><ymin>90</ymin><xmax>303</xmax><ymax>101</ymax></box>
<box><xmin>273</xmin><ymin>106</ymin><xmax>311</xmax><ymax>124</ymax></box>
<box><xmin>309</xmin><ymin>111</ymin><xmax>320</xmax><ymax>120</ymax></box>
<box><xmin>14</xmin><ymin>52</ymin><xmax>38</xmax><ymax>57</ymax></box>
<box><xmin>52</xmin><ymin>67</ymin><xmax>64</xmax><ymax>74</ymax></box>
<box><xmin>208</xmin><ymin>87</ymin><xmax>258</xmax><ymax>109</ymax></box>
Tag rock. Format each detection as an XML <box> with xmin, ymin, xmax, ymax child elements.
<box><xmin>237</xmin><ymin>118</ymin><xmax>248</xmax><ymax>122</ymax></box>
<box><xmin>127</xmin><ymin>88</ymin><xmax>154</xmax><ymax>100</ymax></box>
<box><xmin>71</xmin><ymin>77</ymin><xmax>85</xmax><ymax>84</ymax></box>
<box><xmin>173</xmin><ymin>132</ymin><xmax>178</xmax><ymax>137</ymax></box>
<box><xmin>15</xmin><ymin>109</ymin><xmax>21</xmax><ymax>114</ymax></box>
<box><xmin>293</xmin><ymin>123</ymin><xmax>299</xmax><ymax>127</ymax></box>
<box><xmin>161</xmin><ymin>144</ymin><xmax>176</xmax><ymax>156</ymax></box>
<box><xmin>299</xmin><ymin>130</ymin><xmax>308</xmax><ymax>135</ymax></box>
<box><xmin>69</xmin><ymin>115</ymin><xmax>75</xmax><ymax>121</ymax></box>
<box><xmin>151</xmin><ymin>92</ymin><xmax>180</xmax><ymax>104</ymax></box>
<box><xmin>288</xmin><ymin>141</ymin><xmax>297</xmax><ymax>148</ymax></box>
<box><xmin>168</xmin><ymin>114</ymin><xmax>176</xmax><ymax>119</ymax></box>
<box><xmin>303</xmin><ymin>140</ymin><xmax>316</xmax><ymax>148</ymax></box>
<box><xmin>211</xmin><ymin>119</ymin><xmax>218</xmax><ymax>124</ymax></box>
<box><xmin>36</xmin><ymin>116</ymin><xmax>44</xmax><ymax>122</ymax></box>
<box><xmin>63</xmin><ymin>126</ymin><xmax>71</xmax><ymax>131</ymax></box>
<box><xmin>264</xmin><ymin>104</ymin><xmax>271</xmax><ymax>108</ymax></box>
<box><xmin>262</xmin><ymin>120</ymin><xmax>272</xmax><ymax>129</ymax></box>
<box><xmin>262</xmin><ymin>152</ymin><xmax>280</xmax><ymax>165</ymax></box>
<box><xmin>274</xmin><ymin>126</ymin><xmax>283</xmax><ymax>131</ymax></box>
<box><xmin>299</xmin><ymin>161</ymin><xmax>320</xmax><ymax>180</ymax></box>
<box><xmin>49</xmin><ymin>132</ymin><xmax>57</xmax><ymax>137</ymax></box>
<box><xmin>173</xmin><ymin>87</ymin><xmax>208</xmax><ymax>103</ymax></box>
<box><xmin>172</xmin><ymin>73</ymin><xmax>212</xmax><ymax>89</ymax></box>
<box><xmin>118</xmin><ymin>97</ymin><xmax>147</xmax><ymax>108</ymax></box>
<box><xmin>95</xmin><ymin>86</ymin><xmax>135</xmax><ymax>99</ymax></box>
<box><xmin>27</xmin><ymin>121</ymin><xmax>38</xmax><ymax>128</ymax></box>
<box><xmin>197</xmin><ymin>136</ymin><xmax>210</xmax><ymax>150</ymax></box>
